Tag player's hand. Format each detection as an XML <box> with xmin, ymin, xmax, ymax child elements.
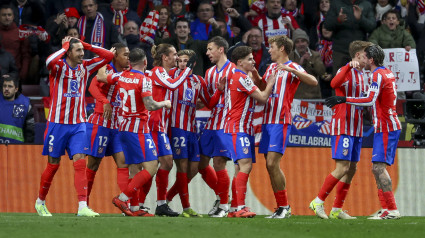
<box><xmin>217</xmin><ymin>76</ymin><xmax>226</xmax><ymax>91</ymax></box>
<box><xmin>103</xmin><ymin>103</ymin><xmax>112</xmax><ymax>120</ymax></box>
<box><xmin>277</xmin><ymin>63</ymin><xmax>293</xmax><ymax>73</ymax></box>
<box><xmin>186</xmin><ymin>54</ymin><xmax>197</xmax><ymax>69</ymax></box>
<box><xmin>110</xmin><ymin>47</ymin><xmax>116</xmax><ymax>55</ymax></box>
<box><xmin>338</xmin><ymin>8</ymin><xmax>347</xmax><ymax>23</ymax></box>
<box><xmin>267</xmin><ymin>71</ymin><xmax>277</xmax><ymax>87</ymax></box>
<box><xmin>325</xmin><ymin>96</ymin><xmax>346</xmax><ymax>108</ymax></box>
<box><xmin>349</xmin><ymin>60</ymin><xmax>360</xmax><ymax>69</ymax></box>
<box><xmin>97</xmin><ymin>65</ymin><xmax>108</xmax><ymax>83</ymax></box>
<box><xmin>353</xmin><ymin>5</ymin><xmax>362</xmax><ymax>20</ymax></box>
<box><xmin>163</xmin><ymin>100</ymin><xmax>172</xmax><ymax>109</ymax></box>
<box><xmin>62</xmin><ymin>36</ymin><xmax>71</xmax><ymax>45</ymax></box>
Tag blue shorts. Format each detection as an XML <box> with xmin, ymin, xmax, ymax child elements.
<box><xmin>372</xmin><ymin>130</ymin><xmax>401</xmax><ymax>166</ymax></box>
<box><xmin>119</xmin><ymin>132</ymin><xmax>158</xmax><ymax>164</ymax></box>
<box><xmin>223</xmin><ymin>132</ymin><xmax>256</xmax><ymax>163</ymax></box>
<box><xmin>331</xmin><ymin>135</ymin><xmax>362</xmax><ymax>162</ymax></box>
<box><xmin>199</xmin><ymin>129</ymin><xmax>230</xmax><ymax>158</ymax></box>
<box><xmin>86</xmin><ymin>123</ymin><xmax>123</xmax><ymax>158</ymax></box>
<box><xmin>170</xmin><ymin>128</ymin><xmax>200</xmax><ymax>162</ymax></box>
<box><xmin>259</xmin><ymin>124</ymin><xmax>292</xmax><ymax>155</ymax></box>
<box><xmin>42</xmin><ymin>122</ymin><xmax>89</xmax><ymax>159</ymax></box>
<box><xmin>151</xmin><ymin>131</ymin><xmax>173</xmax><ymax>157</ymax></box>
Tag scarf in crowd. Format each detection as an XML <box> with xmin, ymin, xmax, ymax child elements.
<box><xmin>375</xmin><ymin>4</ymin><xmax>393</xmax><ymax>21</ymax></box>
<box><xmin>140</xmin><ymin>10</ymin><xmax>159</xmax><ymax>46</ymax></box>
<box><xmin>112</xmin><ymin>7</ymin><xmax>128</xmax><ymax>34</ymax></box>
<box><xmin>78</xmin><ymin>13</ymin><xmax>105</xmax><ymax>47</ymax></box>
<box><xmin>418</xmin><ymin>0</ymin><xmax>425</xmax><ymax>15</ymax></box>
<box><xmin>316</xmin><ymin>12</ymin><xmax>325</xmax><ymax>38</ymax></box>
<box><xmin>318</xmin><ymin>39</ymin><xmax>333</xmax><ymax>67</ymax></box>
<box><xmin>18</xmin><ymin>25</ymin><xmax>50</xmax><ymax>42</ymax></box>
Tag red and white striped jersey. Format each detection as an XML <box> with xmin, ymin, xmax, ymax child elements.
<box><xmin>107</xmin><ymin>69</ymin><xmax>152</xmax><ymax>134</ymax></box>
<box><xmin>330</xmin><ymin>65</ymin><xmax>367</xmax><ymax>137</ymax></box>
<box><xmin>224</xmin><ymin>69</ymin><xmax>258</xmax><ymax>135</ymax></box>
<box><xmin>146</xmin><ymin>66</ymin><xmax>191</xmax><ymax>132</ymax></box>
<box><xmin>87</xmin><ymin>63</ymin><xmax>122</xmax><ymax>129</ymax></box>
<box><xmin>203</xmin><ymin>60</ymin><xmax>236</xmax><ymax>130</ymax></box>
<box><xmin>169</xmin><ymin>72</ymin><xmax>204</xmax><ymax>132</ymax></box>
<box><xmin>262</xmin><ymin>61</ymin><xmax>304</xmax><ymax>125</ymax></box>
<box><xmin>46</xmin><ymin>41</ymin><xmax>113</xmax><ymax>124</ymax></box>
<box><xmin>253</xmin><ymin>13</ymin><xmax>299</xmax><ymax>47</ymax></box>
<box><xmin>346</xmin><ymin>66</ymin><xmax>401</xmax><ymax>133</ymax></box>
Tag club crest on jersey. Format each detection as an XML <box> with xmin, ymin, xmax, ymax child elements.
<box><xmin>165</xmin><ymin>143</ymin><xmax>171</xmax><ymax>150</ymax></box>
<box><xmin>12</xmin><ymin>104</ymin><xmax>25</xmax><ymax>118</ymax></box>
<box><xmin>98</xmin><ymin>147</ymin><xmax>104</xmax><ymax>154</ymax></box>
<box><xmin>175</xmin><ymin>148</ymin><xmax>181</xmax><ymax>155</ymax></box>
<box><xmin>184</xmin><ymin>88</ymin><xmax>194</xmax><ymax>101</ymax></box>
<box><xmin>243</xmin><ymin>147</ymin><xmax>249</xmax><ymax>154</ymax></box>
<box><xmin>76</xmin><ymin>69</ymin><xmax>85</xmax><ymax>78</ymax></box>
<box><xmin>152</xmin><ymin>149</ymin><xmax>157</xmax><ymax>156</ymax></box>
<box><xmin>49</xmin><ymin>145</ymin><xmax>53</xmax><ymax>152</ymax></box>
<box><xmin>342</xmin><ymin>149</ymin><xmax>349</xmax><ymax>156</ymax></box>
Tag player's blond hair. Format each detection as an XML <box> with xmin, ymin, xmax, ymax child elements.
<box><xmin>349</xmin><ymin>41</ymin><xmax>373</xmax><ymax>59</ymax></box>
<box><xmin>268</xmin><ymin>35</ymin><xmax>293</xmax><ymax>55</ymax></box>
<box><xmin>151</xmin><ymin>43</ymin><xmax>175</xmax><ymax>67</ymax></box>
<box><xmin>177</xmin><ymin>49</ymin><xmax>196</xmax><ymax>58</ymax></box>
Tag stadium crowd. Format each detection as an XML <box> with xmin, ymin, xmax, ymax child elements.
<box><xmin>0</xmin><ymin>0</ymin><xmax>423</xmax><ymax>220</ymax></box>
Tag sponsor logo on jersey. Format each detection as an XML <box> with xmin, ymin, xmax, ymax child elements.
<box><xmin>184</xmin><ymin>88</ymin><xmax>194</xmax><ymax>101</ymax></box>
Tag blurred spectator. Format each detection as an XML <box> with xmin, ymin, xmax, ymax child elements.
<box><xmin>253</xmin><ymin>0</ymin><xmax>299</xmax><ymax>47</ymax></box>
<box><xmin>310</xmin><ymin>0</ymin><xmax>330</xmax><ymax>49</ymax></box>
<box><xmin>289</xmin><ymin>29</ymin><xmax>324</xmax><ymax>99</ymax></box>
<box><xmin>99</xmin><ymin>0</ymin><xmax>142</xmax><ymax>35</ymax></box>
<box><xmin>158</xmin><ymin>17</ymin><xmax>208</xmax><ymax>75</ymax></box>
<box><xmin>245</xmin><ymin>0</ymin><xmax>265</xmax><ymax>21</ymax></box>
<box><xmin>46</xmin><ymin>7</ymin><xmax>81</xmax><ymax>52</ymax></box>
<box><xmin>190</xmin><ymin>0</ymin><xmax>225</xmax><ymax>40</ymax></box>
<box><xmin>282</xmin><ymin>0</ymin><xmax>306</xmax><ymax>30</ymax></box>
<box><xmin>170</xmin><ymin>0</ymin><xmax>195</xmax><ymax>23</ymax></box>
<box><xmin>369</xmin><ymin>10</ymin><xmax>416</xmax><ymax>51</ymax></box>
<box><xmin>214</xmin><ymin>0</ymin><xmax>253</xmax><ymax>38</ymax></box>
<box><xmin>324</xmin><ymin>0</ymin><xmax>376</xmax><ymax>76</ymax></box>
<box><xmin>44</xmin><ymin>0</ymin><xmax>81</xmax><ymax>22</ymax></box>
<box><xmin>407</xmin><ymin>1</ymin><xmax>425</xmax><ymax>79</ymax></box>
<box><xmin>78</xmin><ymin>0</ymin><xmax>119</xmax><ymax>58</ymax></box>
<box><xmin>0</xmin><ymin>76</ymin><xmax>34</xmax><ymax>144</ymax></box>
<box><xmin>0</xmin><ymin>4</ymin><xmax>30</xmax><ymax>82</ymax></box>
<box><xmin>374</xmin><ymin>0</ymin><xmax>397</xmax><ymax>23</ymax></box>
<box><xmin>11</xmin><ymin>0</ymin><xmax>45</xmax><ymax>27</ymax></box>
<box><xmin>122</xmin><ymin>20</ymin><xmax>154</xmax><ymax>69</ymax></box>
<box><xmin>155</xmin><ymin>5</ymin><xmax>173</xmax><ymax>40</ymax></box>
<box><xmin>227</xmin><ymin>26</ymin><xmax>271</xmax><ymax>75</ymax></box>
<box><xmin>316</xmin><ymin>21</ymin><xmax>333</xmax><ymax>98</ymax></box>
<box><xmin>0</xmin><ymin>34</ymin><xmax>18</xmax><ymax>78</ymax></box>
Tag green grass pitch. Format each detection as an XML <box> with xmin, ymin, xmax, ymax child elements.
<box><xmin>1</xmin><ymin>213</ymin><xmax>424</xmax><ymax>238</ymax></box>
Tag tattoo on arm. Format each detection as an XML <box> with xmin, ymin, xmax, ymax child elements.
<box><xmin>143</xmin><ymin>96</ymin><xmax>164</xmax><ymax>111</ymax></box>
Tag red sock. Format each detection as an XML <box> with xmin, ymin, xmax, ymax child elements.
<box><xmin>74</xmin><ymin>159</ymin><xmax>88</xmax><ymax>202</ymax></box>
<box><xmin>199</xmin><ymin>165</ymin><xmax>218</xmax><ymax>194</ymax></box>
<box><xmin>138</xmin><ymin>176</ymin><xmax>153</xmax><ymax>204</ymax></box>
<box><xmin>333</xmin><ymin>181</ymin><xmax>351</xmax><ymax>208</ymax></box>
<box><xmin>166</xmin><ymin>177</ymin><xmax>192</xmax><ymax>202</ymax></box>
<box><xmin>117</xmin><ymin>168</ymin><xmax>129</xmax><ymax>193</ymax></box>
<box><xmin>274</xmin><ymin>189</ymin><xmax>288</xmax><ymax>207</ymax></box>
<box><xmin>230</xmin><ymin>177</ymin><xmax>238</xmax><ymax>208</ymax></box>
<box><xmin>235</xmin><ymin>172</ymin><xmax>249</xmax><ymax>207</ymax></box>
<box><xmin>86</xmin><ymin>168</ymin><xmax>97</xmax><ymax>205</ymax></box>
<box><xmin>177</xmin><ymin>172</ymin><xmax>190</xmax><ymax>209</ymax></box>
<box><xmin>38</xmin><ymin>163</ymin><xmax>60</xmax><ymax>200</ymax></box>
<box><xmin>129</xmin><ymin>179</ymin><xmax>139</xmax><ymax>207</ymax></box>
<box><xmin>124</xmin><ymin>170</ymin><xmax>152</xmax><ymax>198</ymax></box>
<box><xmin>216</xmin><ymin>169</ymin><xmax>230</xmax><ymax>204</ymax></box>
<box><xmin>86</xmin><ymin>168</ymin><xmax>97</xmax><ymax>197</ymax></box>
<box><xmin>378</xmin><ymin>189</ymin><xmax>388</xmax><ymax>209</ymax></box>
<box><xmin>156</xmin><ymin>169</ymin><xmax>169</xmax><ymax>201</ymax></box>
<box><xmin>317</xmin><ymin>174</ymin><xmax>339</xmax><ymax>201</ymax></box>
<box><xmin>383</xmin><ymin>191</ymin><xmax>397</xmax><ymax>210</ymax></box>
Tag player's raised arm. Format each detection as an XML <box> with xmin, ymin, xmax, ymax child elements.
<box><xmin>82</xmin><ymin>41</ymin><xmax>115</xmax><ymax>73</ymax></box>
<box><xmin>283</xmin><ymin>63</ymin><xmax>318</xmax><ymax>86</ymax></box>
<box><xmin>96</xmin><ymin>65</ymin><xmax>108</xmax><ymax>83</ymax></box>
<box><xmin>46</xmin><ymin>36</ymin><xmax>71</xmax><ymax>70</ymax></box>
<box><xmin>143</xmin><ymin>96</ymin><xmax>171</xmax><ymax>111</ymax></box>
<box><xmin>249</xmin><ymin>71</ymin><xmax>277</xmax><ymax>104</ymax></box>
